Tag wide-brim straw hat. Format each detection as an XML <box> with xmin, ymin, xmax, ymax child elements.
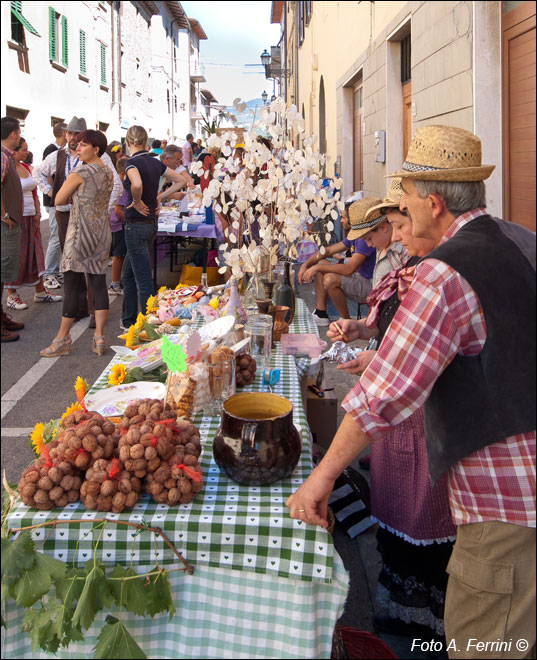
<box><xmin>364</xmin><ymin>178</ymin><xmax>403</xmax><ymax>221</ymax></box>
<box><xmin>65</xmin><ymin>116</ymin><xmax>87</xmax><ymax>133</ymax></box>
<box><xmin>347</xmin><ymin>197</ymin><xmax>385</xmax><ymax>240</ymax></box>
<box><xmin>387</xmin><ymin>125</ymin><xmax>495</xmax><ymax>181</ymax></box>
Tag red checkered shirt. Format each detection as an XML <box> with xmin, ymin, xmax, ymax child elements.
<box><xmin>342</xmin><ymin>208</ymin><xmax>536</xmax><ymax>528</ymax></box>
<box><xmin>1</xmin><ymin>144</ymin><xmax>14</xmax><ymax>183</ymax></box>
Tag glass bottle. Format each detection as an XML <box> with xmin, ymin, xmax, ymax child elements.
<box><xmin>224</xmin><ymin>277</ymin><xmax>247</xmax><ymax>323</ymax></box>
<box><xmin>273</xmin><ymin>261</ymin><xmax>295</xmax><ymax>314</ymax></box>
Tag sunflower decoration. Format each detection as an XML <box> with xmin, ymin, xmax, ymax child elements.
<box><xmin>30</xmin><ymin>422</ymin><xmax>45</xmax><ymax>456</ymax></box>
<box><xmin>146</xmin><ymin>295</ymin><xmax>157</xmax><ymax>314</ymax></box>
<box><xmin>61</xmin><ymin>401</ymin><xmax>84</xmax><ymax>419</ymax></box>
<box><xmin>74</xmin><ymin>376</ymin><xmax>89</xmax><ymax>411</ymax></box>
<box><xmin>108</xmin><ymin>364</ymin><xmax>127</xmax><ymax>387</ymax></box>
<box><xmin>158</xmin><ymin>286</ymin><xmax>167</xmax><ymax>295</ymax></box>
<box><xmin>134</xmin><ymin>313</ymin><xmax>146</xmax><ymax>330</ymax></box>
<box><xmin>125</xmin><ymin>324</ymin><xmax>137</xmax><ymax>348</ymax></box>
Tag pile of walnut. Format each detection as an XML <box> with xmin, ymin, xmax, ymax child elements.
<box><xmin>18</xmin><ymin>399</ymin><xmax>203</xmax><ymax>513</ymax></box>
<box><xmin>235</xmin><ymin>353</ymin><xmax>257</xmax><ymax>387</ymax></box>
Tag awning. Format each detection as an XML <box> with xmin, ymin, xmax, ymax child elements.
<box><xmin>11</xmin><ymin>1</ymin><xmax>40</xmax><ymax>36</ymax></box>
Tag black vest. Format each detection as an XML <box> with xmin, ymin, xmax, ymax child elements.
<box><xmin>423</xmin><ymin>215</ymin><xmax>536</xmax><ymax>483</ymax></box>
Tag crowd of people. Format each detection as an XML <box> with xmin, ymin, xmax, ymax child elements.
<box><xmin>0</xmin><ymin>116</ymin><xmax>196</xmax><ymax>345</ymax></box>
<box><xmin>1</xmin><ymin>115</ymin><xmax>535</xmax><ymax>659</ymax></box>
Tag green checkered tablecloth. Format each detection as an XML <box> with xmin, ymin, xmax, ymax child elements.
<box><xmin>5</xmin><ymin>297</ymin><xmax>331</xmax><ymax>583</ymax></box>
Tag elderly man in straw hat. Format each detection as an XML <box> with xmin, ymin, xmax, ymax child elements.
<box><xmin>287</xmin><ymin>125</ymin><xmax>536</xmax><ymax>658</ymax></box>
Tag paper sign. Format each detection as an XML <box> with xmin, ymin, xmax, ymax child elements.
<box><xmin>186</xmin><ymin>331</ymin><xmax>202</xmax><ymax>358</ymax></box>
<box><xmin>161</xmin><ymin>335</ymin><xmax>187</xmax><ymax>373</ymax></box>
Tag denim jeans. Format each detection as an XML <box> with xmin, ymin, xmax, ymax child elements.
<box><xmin>44</xmin><ymin>207</ymin><xmax>62</xmax><ymax>275</ymax></box>
<box><xmin>121</xmin><ymin>220</ymin><xmax>157</xmax><ymax>327</ymax></box>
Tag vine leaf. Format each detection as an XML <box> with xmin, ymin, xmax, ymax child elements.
<box><xmin>1</xmin><ymin>533</ymin><xmax>66</xmax><ymax>608</ymax></box>
<box><xmin>22</xmin><ymin>597</ymin><xmax>83</xmax><ymax>653</ymax></box>
<box><xmin>1</xmin><ymin>533</ymin><xmax>35</xmax><ymax>587</ymax></box>
<box><xmin>72</xmin><ymin>561</ymin><xmax>113</xmax><ymax>631</ymax></box>
<box><xmin>144</xmin><ymin>567</ymin><xmax>176</xmax><ymax>620</ymax></box>
<box><xmin>55</xmin><ymin>566</ymin><xmax>87</xmax><ymax>609</ymax></box>
<box><xmin>108</xmin><ymin>566</ymin><xmax>147</xmax><ymax>616</ymax></box>
<box><xmin>94</xmin><ymin>615</ymin><xmax>147</xmax><ymax>659</ymax></box>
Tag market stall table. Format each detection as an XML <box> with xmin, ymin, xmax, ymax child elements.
<box><xmin>2</xmin><ymin>297</ymin><xmax>349</xmax><ymax>659</ymax></box>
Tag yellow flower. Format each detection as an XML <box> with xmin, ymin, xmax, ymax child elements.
<box><xmin>145</xmin><ymin>295</ymin><xmax>156</xmax><ymax>314</ymax></box>
<box><xmin>74</xmin><ymin>376</ymin><xmax>86</xmax><ymax>403</ymax></box>
<box><xmin>108</xmin><ymin>364</ymin><xmax>127</xmax><ymax>387</ymax></box>
<box><xmin>158</xmin><ymin>286</ymin><xmax>167</xmax><ymax>294</ymax></box>
<box><xmin>125</xmin><ymin>324</ymin><xmax>137</xmax><ymax>348</ymax></box>
<box><xmin>61</xmin><ymin>402</ymin><xmax>83</xmax><ymax>419</ymax></box>
<box><xmin>30</xmin><ymin>423</ymin><xmax>44</xmax><ymax>456</ymax></box>
<box><xmin>209</xmin><ymin>296</ymin><xmax>219</xmax><ymax>310</ymax></box>
<box><xmin>134</xmin><ymin>313</ymin><xmax>145</xmax><ymax>330</ymax></box>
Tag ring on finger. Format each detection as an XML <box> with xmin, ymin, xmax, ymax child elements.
<box><xmin>298</xmin><ymin>509</ymin><xmax>305</xmax><ymax>513</ymax></box>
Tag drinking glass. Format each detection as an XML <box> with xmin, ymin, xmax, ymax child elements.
<box><xmin>244</xmin><ymin>314</ymin><xmax>273</xmax><ymax>371</ymax></box>
<box><xmin>207</xmin><ymin>355</ymin><xmax>236</xmax><ymax>417</ymax></box>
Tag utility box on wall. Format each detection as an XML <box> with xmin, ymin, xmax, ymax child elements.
<box><xmin>375</xmin><ymin>130</ymin><xmax>386</xmax><ymax>163</ymax></box>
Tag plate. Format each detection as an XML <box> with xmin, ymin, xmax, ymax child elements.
<box><xmin>85</xmin><ymin>382</ymin><xmax>166</xmax><ymax>417</ymax></box>
<box><xmin>115</xmin><ymin>335</ymin><xmax>185</xmax><ymax>372</ymax></box>
<box><xmin>197</xmin><ymin>315</ymin><xmax>236</xmax><ymax>342</ymax></box>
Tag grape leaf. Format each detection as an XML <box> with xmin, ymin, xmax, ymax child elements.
<box><xmin>143</xmin><ymin>567</ymin><xmax>176</xmax><ymax>620</ymax></box>
<box><xmin>108</xmin><ymin>565</ymin><xmax>147</xmax><ymax>616</ymax></box>
<box><xmin>142</xmin><ymin>320</ymin><xmax>160</xmax><ymax>341</ymax></box>
<box><xmin>72</xmin><ymin>561</ymin><xmax>113</xmax><ymax>631</ymax></box>
<box><xmin>55</xmin><ymin>566</ymin><xmax>87</xmax><ymax>609</ymax></box>
<box><xmin>1</xmin><ymin>532</ymin><xmax>35</xmax><ymax>587</ymax></box>
<box><xmin>22</xmin><ymin>598</ymin><xmax>83</xmax><ymax>653</ymax></box>
<box><xmin>12</xmin><ymin>550</ymin><xmax>66</xmax><ymax>608</ymax></box>
<box><xmin>94</xmin><ymin>615</ymin><xmax>147</xmax><ymax>659</ymax></box>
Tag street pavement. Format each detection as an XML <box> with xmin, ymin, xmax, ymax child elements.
<box><xmin>1</xmin><ymin>215</ymin><xmax>427</xmax><ymax>658</ymax></box>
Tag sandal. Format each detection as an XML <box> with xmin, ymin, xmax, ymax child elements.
<box><xmin>40</xmin><ymin>336</ymin><xmax>71</xmax><ymax>357</ymax></box>
<box><xmin>92</xmin><ymin>335</ymin><xmax>106</xmax><ymax>356</ymax></box>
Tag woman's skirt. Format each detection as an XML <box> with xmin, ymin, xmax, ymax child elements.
<box><xmin>4</xmin><ymin>214</ymin><xmax>45</xmax><ymax>287</ymax></box>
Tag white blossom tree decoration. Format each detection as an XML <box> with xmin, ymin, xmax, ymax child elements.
<box><xmin>190</xmin><ymin>98</ymin><xmax>344</xmax><ymax>280</ymax></box>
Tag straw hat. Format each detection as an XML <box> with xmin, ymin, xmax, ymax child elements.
<box><xmin>347</xmin><ymin>197</ymin><xmax>384</xmax><ymax>240</ymax></box>
<box><xmin>364</xmin><ymin>178</ymin><xmax>403</xmax><ymax>221</ymax></box>
<box><xmin>387</xmin><ymin>125</ymin><xmax>495</xmax><ymax>181</ymax></box>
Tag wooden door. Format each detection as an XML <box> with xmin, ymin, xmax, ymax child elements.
<box><xmin>402</xmin><ymin>81</ymin><xmax>412</xmax><ymax>160</ymax></box>
<box><xmin>353</xmin><ymin>84</ymin><xmax>363</xmax><ymax>191</ymax></box>
<box><xmin>502</xmin><ymin>2</ymin><xmax>536</xmax><ymax>230</ymax></box>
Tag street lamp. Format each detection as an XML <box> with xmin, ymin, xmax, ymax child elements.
<box><xmin>260</xmin><ymin>49</ymin><xmax>271</xmax><ymax>67</ymax></box>
<box><xmin>261</xmin><ymin>90</ymin><xmax>268</xmax><ymax>105</ymax></box>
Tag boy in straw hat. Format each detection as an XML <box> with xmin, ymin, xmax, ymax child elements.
<box><xmin>287</xmin><ymin>125</ymin><xmax>536</xmax><ymax>658</ymax></box>
<box><xmin>297</xmin><ymin>197</ymin><xmax>379</xmax><ymax>325</ymax></box>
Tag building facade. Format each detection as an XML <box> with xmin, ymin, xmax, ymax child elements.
<box><xmin>2</xmin><ymin>0</ymin><xmax>215</xmax><ymax>159</ymax></box>
<box><xmin>271</xmin><ymin>1</ymin><xmax>535</xmax><ymax>229</ymax></box>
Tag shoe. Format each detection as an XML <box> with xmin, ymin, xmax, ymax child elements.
<box><xmin>92</xmin><ymin>335</ymin><xmax>106</xmax><ymax>356</ymax></box>
<box><xmin>312</xmin><ymin>309</ymin><xmax>330</xmax><ymax>327</ymax></box>
<box><xmin>6</xmin><ymin>294</ymin><xmax>28</xmax><ymax>310</ymax></box>
<box><xmin>55</xmin><ymin>272</ymin><xmax>64</xmax><ymax>283</ymax></box>
<box><xmin>1</xmin><ymin>325</ymin><xmax>19</xmax><ymax>342</ymax></box>
<box><xmin>40</xmin><ymin>336</ymin><xmax>72</xmax><ymax>357</ymax></box>
<box><xmin>2</xmin><ymin>310</ymin><xmax>24</xmax><ymax>331</ymax></box>
<box><xmin>120</xmin><ymin>322</ymin><xmax>130</xmax><ymax>332</ymax></box>
<box><xmin>44</xmin><ymin>275</ymin><xmax>62</xmax><ymax>289</ymax></box>
<box><xmin>34</xmin><ymin>291</ymin><xmax>63</xmax><ymax>303</ymax></box>
<box><xmin>108</xmin><ymin>283</ymin><xmax>124</xmax><ymax>296</ymax></box>
<box><xmin>89</xmin><ymin>314</ymin><xmax>96</xmax><ymax>329</ymax></box>
<box><xmin>373</xmin><ymin>613</ymin><xmax>432</xmax><ymax>637</ymax></box>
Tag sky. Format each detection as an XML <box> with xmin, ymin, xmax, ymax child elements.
<box><xmin>180</xmin><ymin>1</ymin><xmax>281</xmax><ymax>106</ymax></box>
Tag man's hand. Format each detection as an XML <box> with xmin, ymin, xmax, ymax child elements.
<box><xmin>337</xmin><ymin>350</ymin><xmax>376</xmax><ymax>375</ymax></box>
<box><xmin>127</xmin><ymin>199</ymin><xmax>150</xmax><ymax>216</ymax></box>
<box><xmin>1</xmin><ymin>215</ymin><xmax>16</xmax><ymax>230</ymax></box>
<box><xmin>326</xmin><ymin>319</ymin><xmax>363</xmax><ymax>343</ymax></box>
<box><xmin>297</xmin><ymin>263</ymin><xmax>308</xmax><ymax>285</ymax></box>
<box><xmin>301</xmin><ymin>265</ymin><xmax>319</xmax><ymax>284</ymax></box>
<box><xmin>285</xmin><ymin>468</ymin><xmax>335</xmax><ymax>528</ymax></box>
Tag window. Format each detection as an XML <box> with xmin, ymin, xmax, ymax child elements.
<box><xmin>400</xmin><ymin>34</ymin><xmax>411</xmax><ymax>83</ymax></box>
<box><xmin>48</xmin><ymin>6</ymin><xmax>68</xmax><ymax>66</ymax></box>
<box><xmin>298</xmin><ymin>2</ymin><xmax>305</xmax><ymax>45</ymax></box>
<box><xmin>98</xmin><ymin>122</ymin><xmax>109</xmax><ymax>132</ymax></box>
<box><xmin>305</xmin><ymin>1</ymin><xmax>312</xmax><ymax>25</ymax></box>
<box><xmin>79</xmin><ymin>29</ymin><xmax>86</xmax><ymax>76</ymax></box>
<box><xmin>100</xmin><ymin>43</ymin><xmax>107</xmax><ymax>86</ymax></box>
<box><xmin>167</xmin><ymin>89</ymin><xmax>170</xmax><ymax>114</ymax></box>
<box><xmin>174</xmin><ymin>96</ymin><xmax>178</xmax><ymax>112</ymax></box>
<box><xmin>11</xmin><ymin>2</ymin><xmax>40</xmax><ymax>44</ymax></box>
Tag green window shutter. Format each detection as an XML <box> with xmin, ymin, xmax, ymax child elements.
<box><xmin>79</xmin><ymin>30</ymin><xmax>86</xmax><ymax>75</ymax></box>
<box><xmin>49</xmin><ymin>7</ymin><xmax>57</xmax><ymax>61</ymax></box>
<box><xmin>100</xmin><ymin>43</ymin><xmax>106</xmax><ymax>85</ymax></box>
<box><xmin>11</xmin><ymin>1</ymin><xmax>41</xmax><ymax>36</ymax></box>
<box><xmin>61</xmin><ymin>15</ymin><xmax>68</xmax><ymax>66</ymax></box>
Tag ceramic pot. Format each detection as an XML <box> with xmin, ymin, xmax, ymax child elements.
<box><xmin>213</xmin><ymin>392</ymin><xmax>302</xmax><ymax>486</ymax></box>
<box><xmin>273</xmin><ymin>306</ymin><xmax>294</xmax><ymax>342</ymax></box>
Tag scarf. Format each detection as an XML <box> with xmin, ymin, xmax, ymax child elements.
<box><xmin>365</xmin><ymin>262</ymin><xmax>417</xmax><ymax>328</ymax></box>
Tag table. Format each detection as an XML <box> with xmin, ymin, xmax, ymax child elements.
<box><xmin>153</xmin><ymin>216</ymin><xmax>217</xmax><ymax>290</ymax></box>
<box><xmin>2</xmin><ymin>297</ymin><xmax>349</xmax><ymax>659</ymax></box>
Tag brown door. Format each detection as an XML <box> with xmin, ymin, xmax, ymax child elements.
<box><xmin>402</xmin><ymin>81</ymin><xmax>412</xmax><ymax>160</ymax></box>
<box><xmin>502</xmin><ymin>2</ymin><xmax>536</xmax><ymax>231</ymax></box>
<box><xmin>353</xmin><ymin>84</ymin><xmax>363</xmax><ymax>191</ymax></box>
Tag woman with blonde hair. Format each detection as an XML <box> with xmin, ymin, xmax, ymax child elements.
<box><xmin>120</xmin><ymin>126</ymin><xmax>188</xmax><ymax>329</ymax></box>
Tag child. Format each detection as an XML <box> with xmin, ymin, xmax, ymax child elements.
<box><xmin>108</xmin><ymin>156</ymin><xmax>128</xmax><ymax>295</ymax></box>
